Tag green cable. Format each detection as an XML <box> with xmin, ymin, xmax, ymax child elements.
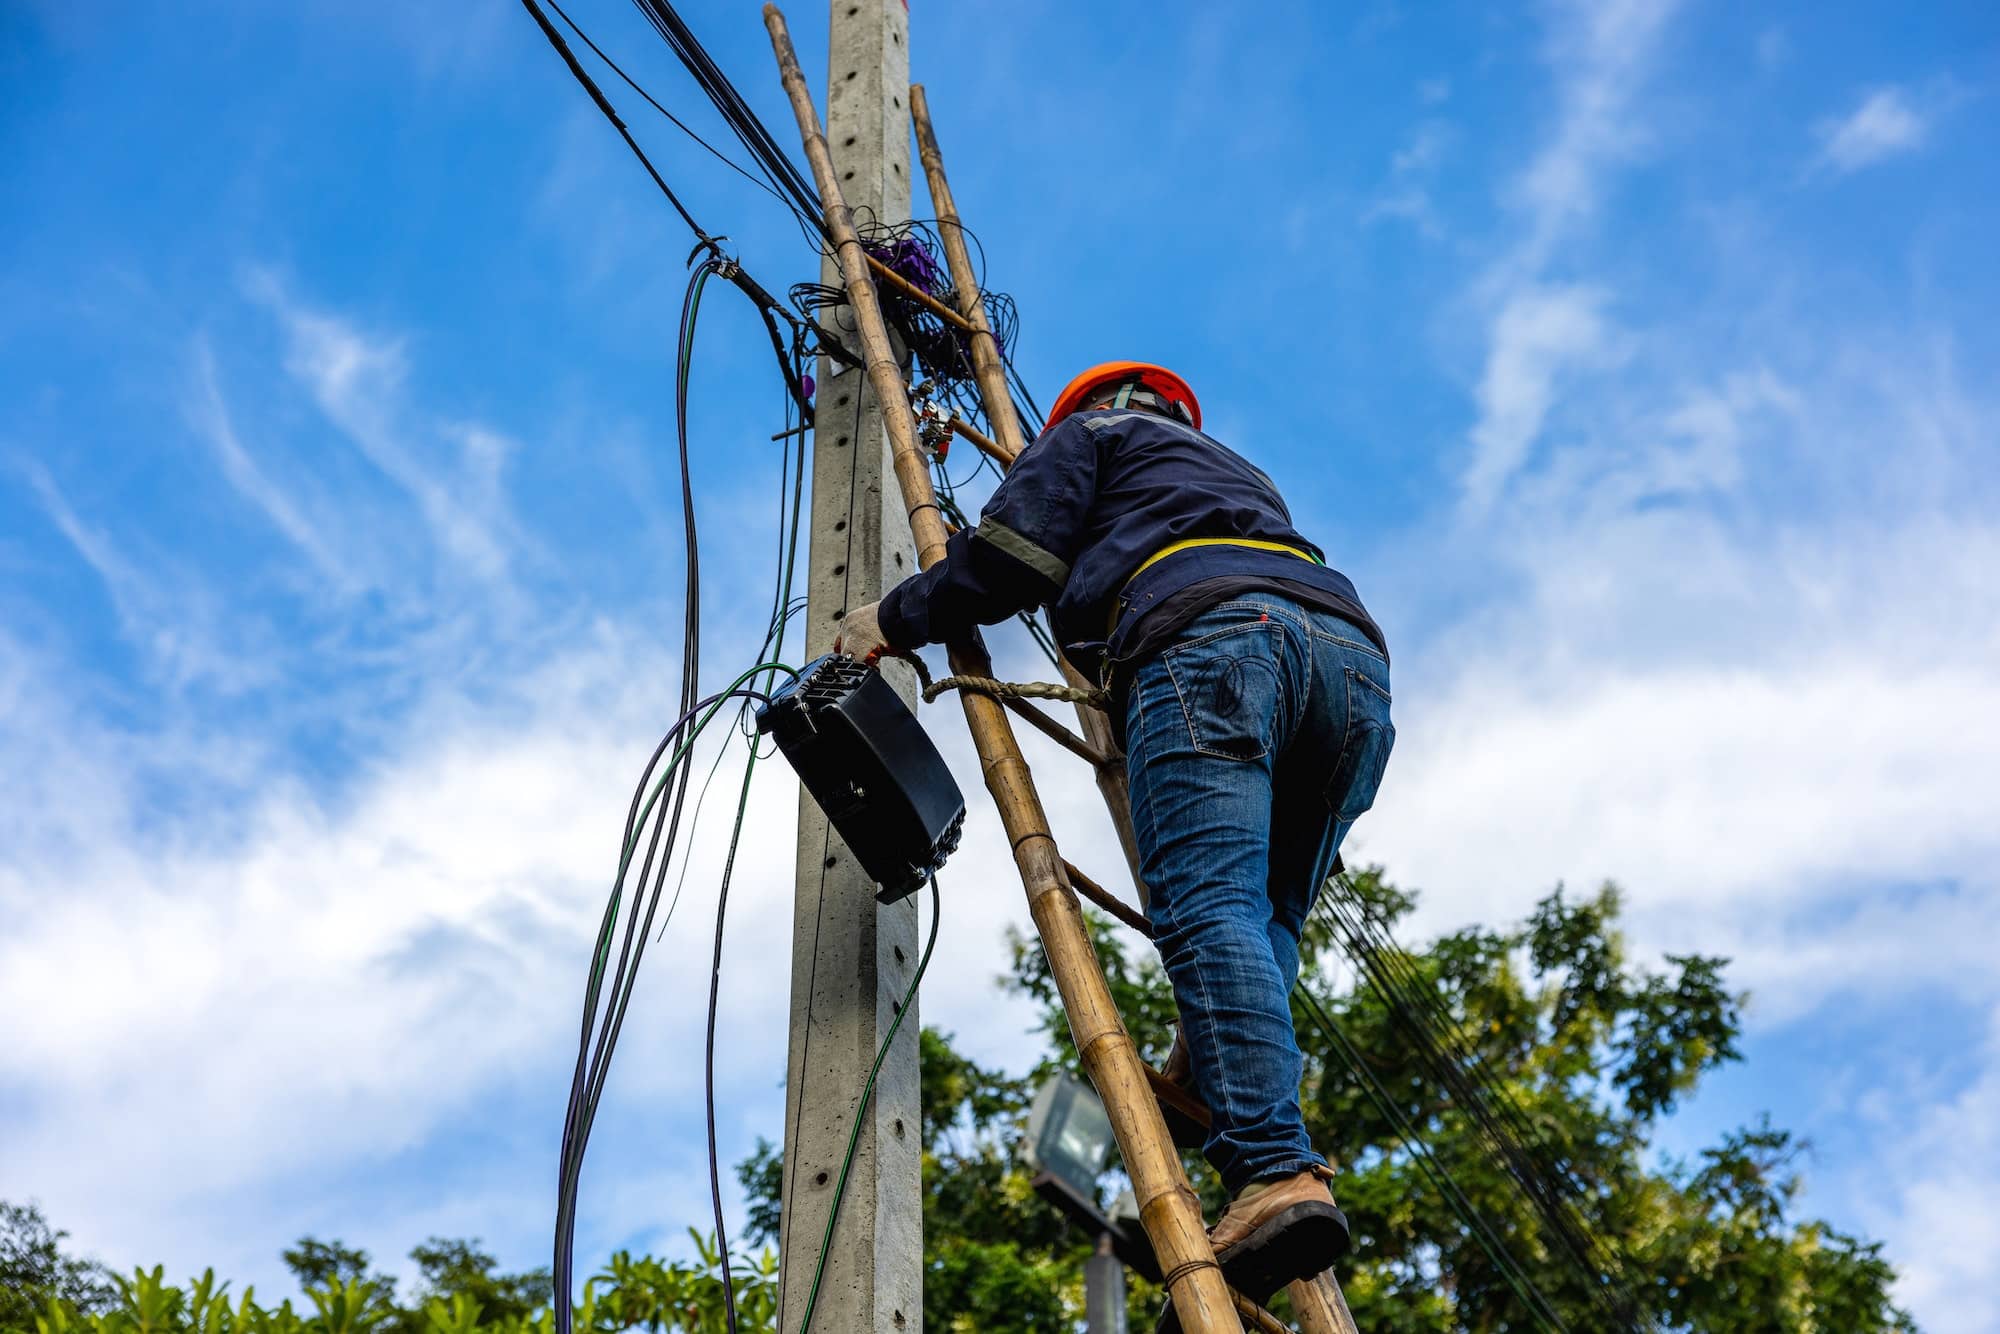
<box><xmin>582</xmin><ymin>660</ymin><xmax>796</xmax><ymax>1010</ymax></box>
<box><xmin>796</xmin><ymin>875</ymin><xmax>942</xmax><ymax>1331</ymax></box>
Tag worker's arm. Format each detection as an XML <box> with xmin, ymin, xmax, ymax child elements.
<box><xmin>873</xmin><ymin>417</ymin><xmax>1099</xmax><ymax>651</ymax></box>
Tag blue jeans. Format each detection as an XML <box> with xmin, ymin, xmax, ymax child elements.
<box><xmin>1123</xmin><ymin>593</ymin><xmax>1394</xmax><ymax>1192</ymax></box>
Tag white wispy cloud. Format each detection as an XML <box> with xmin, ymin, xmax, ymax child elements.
<box><xmin>0</xmin><ymin>625</ymin><xmax>799</xmax><ymax>1284</ymax></box>
<box><xmin>1870</xmin><ymin>1011</ymin><xmax>2000</xmax><ymax>1324</ymax></box>
<box><xmin>1462</xmin><ymin>283</ymin><xmax>1622</xmax><ymax>508</ymax></box>
<box><xmin>188</xmin><ymin>336</ymin><xmax>355</xmax><ymax>592</ymax></box>
<box><xmin>18</xmin><ymin>462</ymin><xmax>273</xmax><ymax>694</ymax></box>
<box><xmin>1362</xmin><ymin>120</ymin><xmax>1452</xmax><ymax>237</ymax></box>
<box><xmin>1510</xmin><ymin>0</ymin><xmax>1682</xmax><ymax>267</ymax></box>
<box><xmin>1459</xmin><ymin>0</ymin><xmax>1680</xmax><ymax>508</ymax></box>
<box><xmin>244</xmin><ymin>269</ymin><xmax>524</xmax><ymax>587</ymax></box>
<box><xmin>1814</xmin><ymin>87</ymin><xmax>1929</xmax><ymax>175</ymax></box>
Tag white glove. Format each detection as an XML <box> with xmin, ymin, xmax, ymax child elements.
<box><xmin>833</xmin><ymin>600</ymin><xmax>895</xmax><ymax>664</ymax></box>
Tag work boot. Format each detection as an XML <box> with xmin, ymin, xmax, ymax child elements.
<box><xmin>1156</xmin><ymin>1165</ymin><xmax>1350</xmax><ymax>1333</ymax></box>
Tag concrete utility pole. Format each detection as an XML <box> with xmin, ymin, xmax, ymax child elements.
<box><xmin>777</xmin><ymin>2</ymin><xmax>919</xmax><ymax>1331</ymax></box>
<box><xmin>1086</xmin><ymin>1234</ymin><xmax>1130</xmax><ymax>1334</ymax></box>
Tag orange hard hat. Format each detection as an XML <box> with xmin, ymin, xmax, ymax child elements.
<box><xmin>1046</xmin><ymin>361</ymin><xmax>1201</xmax><ymax>432</ymax></box>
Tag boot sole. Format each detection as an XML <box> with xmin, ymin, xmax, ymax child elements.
<box><xmin>1154</xmin><ymin>1201</ymin><xmax>1351</xmax><ymax>1332</ymax></box>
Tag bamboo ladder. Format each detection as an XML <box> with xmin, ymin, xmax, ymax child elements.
<box><xmin>765</xmin><ymin>8</ymin><xmax>1358</xmax><ymax>1331</ymax></box>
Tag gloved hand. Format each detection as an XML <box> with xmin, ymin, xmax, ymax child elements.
<box><xmin>833</xmin><ymin>600</ymin><xmax>895</xmax><ymax>665</ymax></box>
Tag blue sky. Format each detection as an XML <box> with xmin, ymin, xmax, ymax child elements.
<box><xmin>2</xmin><ymin>0</ymin><xmax>1996</xmax><ymax>1327</ymax></box>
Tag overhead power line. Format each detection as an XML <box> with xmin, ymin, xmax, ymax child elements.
<box><xmin>1291</xmin><ymin>985</ymin><xmax>1571</xmax><ymax>1331</ymax></box>
<box><xmin>518</xmin><ymin>0</ymin><xmax>719</xmax><ymax>247</ymax></box>
<box><xmin>622</xmin><ymin>0</ymin><xmax>824</xmax><ymax>229</ymax></box>
<box><xmin>543</xmin><ymin>0</ymin><xmax>800</xmax><ymax>215</ymax></box>
<box><xmin>1314</xmin><ymin>875</ymin><xmax>1653</xmax><ymax>1328</ymax></box>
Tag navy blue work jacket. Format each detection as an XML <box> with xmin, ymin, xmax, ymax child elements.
<box><xmin>877</xmin><ymin>407</ymin><xmax>1385</xmax><ymax>687</ymax></box>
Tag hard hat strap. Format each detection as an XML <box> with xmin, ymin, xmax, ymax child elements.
<box><xmin>1101</xmin><ymin>380</ymin><xmax>1194</xmax><ymax>427</ymax></box>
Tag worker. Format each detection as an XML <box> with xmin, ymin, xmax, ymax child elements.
<box><xmin>836</xmin><ymin>361</ymin><xmax>1393</xmax><ymax>1314</ymax></box>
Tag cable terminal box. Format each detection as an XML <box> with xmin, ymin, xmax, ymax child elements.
<box><xmin>756</xmin><ymin>653</ymin><xmax>965</xmax><ymax>904</ymax></box>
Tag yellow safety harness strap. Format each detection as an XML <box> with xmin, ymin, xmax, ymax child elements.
<box><xmin>1123</xmin><ymin>536</ymin><xmax>1322</xmax><ymax>588</ymax></box>
<box><xmin>1107</xmin><ymin>537</ymin><xmax>1323</xmax><ymax>637</ymax></box>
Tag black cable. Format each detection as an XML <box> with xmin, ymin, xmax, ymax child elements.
<box><xmin>519</xmin><ymin>0</ymin><xmax>820</xmax><ymax>428</ymax></box>
<box><xmin>796</xmin><ymin>875</ymin><xmax>942</xmax><ymax>1329</ymax></box>
<box><xmin>624</xmin><ymin>0</ymin><xmax>824</xmax><ymax>233</ymax></box>
<box><xmin>1314</xmin><ymin>880</ymin><xmax>1648</xmax><ymax>1327</ymax></box>
<box><xmin>553</xmin><ymin>682</ymin><xmax>780</xmax><ymax>1334</ymax></box>
<box><xmin>1319</xmin><ymin>893</ymin><xmax>1621</xmax><ymax>1317</ymax></box>
<box><xmin>524</xmin><ymin>0</ymin><xmax>1049</xmax><ymax>456</ymax></box>
<box><xmin>543</xmin><ymin>0</ymin><xmax>796</xmax><ymax>212</ymax></box>
<box><xmin>702</xmin><ymin>752</ymin><xmax>758</xmax><ymax>1334</ymax></box>
<box><xmin>1320</xmin><ymin>888</ymin><xmax>1628</xmax><ymax>1307</ymax></box>
<box><xmin>555</xmin><ymin>260</ymin><xmax>739</xmax><ymax>1334</ymax></box>
<box><xmin>519</xmin><ymin>0</ymin><xmax>721</xmax><ymax>252</ymax></box>
<box><xmin>1293</xmin><ymin>985</ymin><xmax>1571</xmax><ymax>1330</ymax></box>
<box><xmin>698</xmin><ymin>320</ymin><xmax>816</xmax><ymax>1334</ymax></box>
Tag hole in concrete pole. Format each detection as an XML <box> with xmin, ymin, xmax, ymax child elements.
<box><xmin>845</xmin><ymin>70</ymin><xmax>858</xmax><ymax>81</ymax></box>
<box><xmin>824</xmin><ymin>855</ymin><xmax>838</xmax><ymax>868</ymax></box>
<box><xmin>832</xmin><ymin>563</ymin><xmax>845</xmax><ymax>575</ymax></box>
<box><xmin>835</xmin><ymin>520</ymin><xmax>847</xmax><ymax>532</ymax></box>
<box><xmin>815</xmin><ymin>1170</ymin><xmax>830</xmax><ymax>1186</ymax></box>
<box><xmin>893</xmin><ymin>945</ymin><xmax>906</xmax><ymax>962</ymax></box>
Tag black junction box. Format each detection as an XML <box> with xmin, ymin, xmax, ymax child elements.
<box><xmin>756</xmin><ymin>654</ymin><xmax>965</xmax><ymax>903</ymax></box>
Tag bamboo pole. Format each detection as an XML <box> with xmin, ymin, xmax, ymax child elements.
<box><xmin>948</xmin><ymin>414</ymin><xmax>1012</xmax><ymax>466</ymax></box>
<box><xmin>1002</xmin><ymin>696</ymin><xmax>1108</xmax><ymax>767</ymax></box>
<box><xmin>908</xmin><ymin>81</ymin><xmax>1149</xmax><ymax>901</ymax></box>
<box><xmin>1232</xmin><ymin>1291</ymin><xmax>1296</xmax><ymax>1334</ymax></box>
<box><xmin>1062</xmin><ymin>859</ymin><xmax>1152</xmax><ymax>937</ymax></box>
<box><xmin>1288</xmin><ymin>1274</ymin><xmax>1362</xmax><ymax>1334</ymax></box>
<box><xmin>762</xmin><ymin>10</ymin><xmax>1241</xmax><ymax>1333</ymax></box>
<box><xmin>865</xmin><ymin>251</ymin><xmax>977</xmax><ymax>332</ymax></box>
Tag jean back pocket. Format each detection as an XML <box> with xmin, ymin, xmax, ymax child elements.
<box><xmin>1329</xmin><ymin>665</ymin><xmax>1394</xmax><ymax>822</ymax></box>
<box><xmin>1163</xmin><ymin>620</ymin><xmax>1284</xmax><ymax>761</ymax></box>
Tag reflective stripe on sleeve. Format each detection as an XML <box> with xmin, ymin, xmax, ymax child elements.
<box><xmin>974</xmin><ymin>518</ymin><xmax>1071</xmax><ymax>587</ymax></box>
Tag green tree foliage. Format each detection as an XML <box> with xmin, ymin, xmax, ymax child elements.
<box><xmin>996</xmin><ymin>869</ymin><xmax>1915</xmax><ymax>1331</ymax></box>
<box><xmin>3</xmin><ymin>1203</ymin><xmax>115</xmax><ymax>1332</ymax></box>
<box><xmin>11</xmin><ymin>1211</ymin><xmax>773</xmax><ymax>1334</ymax></box>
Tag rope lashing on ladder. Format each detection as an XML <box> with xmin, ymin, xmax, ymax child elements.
<box><xmin>891</xmin><ymin>651</ymin><xmax>1112</xmax><ymax>711</ymax></box>
<box><xmin>925</xmin><ymin>673</ymin><xmax>1110</xmax><ymax>710</ymax></box>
